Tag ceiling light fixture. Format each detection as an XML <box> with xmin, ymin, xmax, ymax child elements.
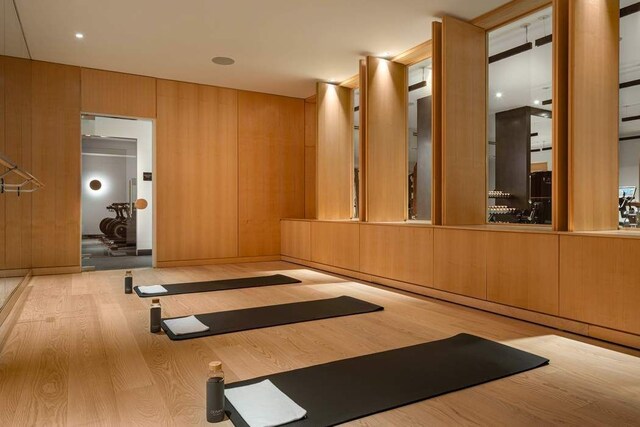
<box><xmin>75</xmin><ymin>32</ymin><xmax>84</xmax><ymax>39</ymax></box>
<box><xmin>211</xmin><ymin>57</ymin><xmax>235</xmax><ymax>66</ymax></box>
<box><xmin>495</xmin><ymin>92</ymin><xmax>503</xmax><ymax>98</ymax></box>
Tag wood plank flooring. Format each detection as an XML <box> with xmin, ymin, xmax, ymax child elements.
<box><xmin>0</xmin><ymin>261</ymin><xmax>639</xmax><ymax>426</ymax></box>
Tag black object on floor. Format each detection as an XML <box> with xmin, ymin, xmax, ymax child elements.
<box><xmin>161</xmin><ymin>296</ymin><xmax>383</xmax><ymax>340</ymax></box>
<box><xmin>225</xmin><ymin>333</ymin><xmax>549</xmax><ymax>427</ymax></box>
<box><xmin>134</xmin><ymin>274</ymin><xmax>301</xmax><ymax>298</ymax></box>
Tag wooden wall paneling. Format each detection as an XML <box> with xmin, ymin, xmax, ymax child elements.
<box><xmin>238</xmin><ymin>92</ymin><xmax>304</xmax><ymax>257</ymax></box>
<box><xmin>441</xmin><ymin>16</ymin><xmax>487</xmax><ymax>225</ymax></box>
<box><xmin>80</xmin><ymin>68</ymin><xmax>156</xmax><ymax>118</ymax></box>
<box><xmin>568</xmin><ymin>0</ymin><xmax>619</xmax><ymax>231</ymax></box>
<box><xmin>31</xmin><ymin>61</ymin><xmax>81</xmax><ymax>268</ymax></box>
<box><xmin>559</xmin><ymin>235</ymin><xmax>640</xmax><ymax>335</ymax></box>
<box><xmin>358</xmin><ymin>59</ymin><xmax>368</xmax><ymax>221</ymax></box>
<box><xmin>433</xmin><ymin>228</ymin><xmax>487</xmax><ymax>299</ymax></box>
<box><xmin>3</xmin><ymin>57</ymin><xmax>32</xmax><ymax>269</ymax></box>
<box><xmin>0</xmin><ymin>58</ymin><xmax>5</xmax><ymax>268</ymax></box>
<box><xmin>392</xmin><ymin>40</ymin><xmax>433</xmax><ymax>66</ymax></box>
<box><xmin>471</xmin><ymin>0</ymin><xmax>552</xmax><ymax>30</ymax></box>
<box><xmin>552</xmin><ymin>0</ymin><xmax>569</xmax><ymax>231</ymax></box>
<box><xmin>316</xmin><ymin>83</ymin><xmax>353</xmax><ymax>219</ymax></box>
<box><xmin>486</xmin><ymin>232</ymin><xmax>559</xmax><ymax>314</ymax></box>
<box><xmin>304</xmin><ymin>96</ymin><xmax>316</xmax><ymax>219</ymax></box>
<box><xmin>280</xmin><ymin>220</ymin><xmax>311</xmax><ymax>260</ymax></box>
<box><xmin>310</xmin><ymin>221</ymin><xmax>359</xmax><ymax>271</ymax></box>
<box><xmin>360</xmin><ymin>224</ymin><xmax>433</xmax><ymax>286</ymax></box>
<box><xmin>431</xmin><ymin>22</ymin><xmax>443</xmax><ymax>225</ymax></box>
<box><xmin>156</xmin><ymin>80</ymin><xmax>238</xmax><ymax>262</ymax></box>
<box><xmin>365</xmin><ymin>56</ymin><xmax>407</xmax><ymax>222</ymax></box>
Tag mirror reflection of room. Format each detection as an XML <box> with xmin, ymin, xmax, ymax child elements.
<box><xmin>487</xmin><ymin>7</ymin><xmax>553</xmax><ymax>226</ymax></box>
<box><xmin>407</xmin><ymin>58</ymin><xmax>432</xmax><ymax>221</ymax></box>
<box><xmin>353</xmin><ymin>88</ymin><xmax>360</xmax><ymax>219</ymax></box>
<box><xmin>618</xmin><ymin>0</ymin><xmax>640</xmax><ymax>229</ymax></box>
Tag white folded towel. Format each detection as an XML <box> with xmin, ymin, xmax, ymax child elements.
<box><xmin>137</xmin><ymin>285</ymin><xmax>168</xmax><ymax>295</ymax></box>
<box><xmin>163</xmin><ymin>315</ymin><xmax>210</xmax><ymax>335</ymax></box>
<box><xmin>225</xmin><ymin>379</ymin><xmax>307</xmax><ymax>427</ymax></box>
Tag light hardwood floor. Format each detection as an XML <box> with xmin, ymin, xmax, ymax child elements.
<box><xmin>0</xmin><ymin>261</ymin><xmax>638</xmax><ymax>426</ymax></box>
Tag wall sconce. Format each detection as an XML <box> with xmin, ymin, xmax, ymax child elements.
<box><xmin>89</xmin><ymin>179</ymin><xmax>102</xmax><ymax>191</ymax></box>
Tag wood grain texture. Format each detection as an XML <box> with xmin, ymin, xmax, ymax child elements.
<box><xmin>316</xmin><ymin>83</ymin><xmax>353</xmax><ymax>220</ymax></box>
<box><xmin>487</xmin><ymin>232</ymin><xmax>559</xmax><ymax>315</ymax></box>
<box><xmin>434</xmin><ymin>228</ymin><xmax>487</xmax><ymax>299</ymax></box>
<box><xmin>568</xmin><ymin>0</ymin><xmax>619</xmax><ymax>231</ymax></box>
<box><xmin>304</xmin><ymin>97</ymin><xmax>317</xmax><ymax>219</ymax></box>
<box><xmin>1</xmin><ymin>262</ymin><xmax>639</xmax><ymax>425</ymax></box>
<box><xmin>431</xmin><ymin>22</ymin><xmax>443</xmax><ymax>225</ymax></box>
<box><xmin>156</xmin><ymin>80</ymin><xmax>238</xmax><ymax>263</ymax></box>
<box><xmin>559</xmin><ymin>235</ymin><xmax>640</xmax><ymax>335</ymax></box>
<box><xmin>359</xmin><ymin>224</ymin><xmax>433</xmax><ymax>287</ymax></box>
<box><xmin>365</xmin><ymin>57</ymin><xmax>407</xmax><ymax>222</ymax></box>
<box><xmin>392</xmin><ymin>40</ymin><xmax>433</xmax><ymax>65</ymax></box>
<box><xmin>30</xmin><ymin>61</ymin><xmax>81</xmax><ymax>269</ymax></box>
<box><xmin>80</xmin><ymin>68</ymin><xmax>156</xmax><ymax>118</ymax></box>
<box><xmin>471</xmin><ymin>0</ymin><xmax>552</xmax><ymax>30</ymax></box>
<box><xmin>238</xmin><ymin>91</ymin><xmax>304</xmax><ymax>257</ymax></box>
<box><xmin>310</xmin><ymin>221</ymin><xmax>359</xmax><ymax>271</ymax></box>
<box><xmin>280</xmin><ymin>220</ymin><xmax>311</xmax><ymax>261</ymax></box>
<box><xmin>441</xmin><ymin>17</ymin><xmax>486</xmax><ymax>225</ymax></box>
<box><xmin>552</xmin><ymin>0</ymin><xmax>569</xmax><ymax>231</ymax></box>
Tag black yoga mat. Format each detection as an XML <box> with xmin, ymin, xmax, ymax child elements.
<box><xmin>161</xmin><ymin>295</ymin><xmax>383</xmax><ymax>340</ymax></box>
<box><xmin>225</xmin><ymin>333</ymin><xmax>549</xmax><ymax>426</ymax></box>
<box><xmin>134</xmin><ymin>274</ymin><xmax>300</xmax><ymax>297</ymax></box>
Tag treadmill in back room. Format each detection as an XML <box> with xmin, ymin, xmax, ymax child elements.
<box><xmin>529</xmin><ymin>171</ymin><xmax>552</xmax><ymax>224</ymax></box>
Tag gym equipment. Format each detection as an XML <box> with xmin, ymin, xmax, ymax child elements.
<box><xmin>225</xmin><ymin>333</ymin><xmax>548</xmax><ymax>427</ymax></box>
<box><xmin>99</xmin><ymin>202</ymin><xmax>132</xmax><ymax>241</ymax></box>
<box><xmin>619</xmin><ymin>186</ymin><xmax>638</xmax><ymax>227</ymax></box>
<box><xmin>161</xmin><ymin>296</ymin><xmax>383</xmax><ymax>341</ymax></box>
<box><xmin>134</xmin><ymin>274</ymin><xmax>301</xmax><ymax>298</ymax></box>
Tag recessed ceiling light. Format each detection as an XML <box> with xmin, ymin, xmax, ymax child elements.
<box><xmin>211</xmin><ymin>57</ymin><xmax>235</xmax><ymax>66</ymax></box>
<box><xmin>75</xmin><ymin>32</ymin><xmax>84</xmax><ymax>39</ymax></box>
<box><xmin>381</xmin><ymin>51</ymin><xmax>389</xmax><ymax>57</ymax></box>
<box><xmin>534</xmin><ymin>99</ymin><xmax>541</xmax><ymax>105</ymax></box>
<box><xmin>495</xmin><ymin>92</ymin><xmax>503</xmax><ymax>98</ymax></box>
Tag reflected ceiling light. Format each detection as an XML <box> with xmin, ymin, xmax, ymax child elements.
<box><xmin>534</xmin><ymin>100</ymin><xmax>541</xmax><ymax>105</ymax></box>
<box><xmin>495</xmin><ymin>92</ymin><xmax>503</xmax><ymax>98</ymax></box>
<box><xmin>75</xmin><ymin>32</ymin><xmax>84</xmax><ymax>39</ymax></box>
<box><xmin>211</xmin><ymin>57</ymin><xmax>235</xmax><ymax>65</ymax></box>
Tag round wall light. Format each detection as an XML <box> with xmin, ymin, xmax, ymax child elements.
<box><xmin>89</xmin><ymin>179</ymin><xmax>102</xmax><ymax>191</ymax></box>
<box><xmin>135</xmin><ymin>198</ymin><xmax>149</xmax><ymax>210</ymax></box>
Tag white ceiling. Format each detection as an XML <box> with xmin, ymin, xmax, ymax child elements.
<box><xmin>15</xmin><ymin>0</ymin><xmax>507</xmax><ymax>98</ymax></box>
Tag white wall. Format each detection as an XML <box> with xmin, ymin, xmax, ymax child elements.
<box><xmin>82</xmin><ymin>117</ymin><xmax>154</xmax><ymax>251</ymax></box>
<box><xmin>531</xmin><ymin>149</ymin><xmax>553</xmax><ymax>171</ymax></box>
<box><xmin>620</xmin><ymin>138</ymin><xmax>640</xmax><ymax>197</ymax></box>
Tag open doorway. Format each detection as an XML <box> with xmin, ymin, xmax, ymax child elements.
<box><xmin>81</xmin><ymin>115</ymin><xmax>153</xmax><ymax>271</ymax></box>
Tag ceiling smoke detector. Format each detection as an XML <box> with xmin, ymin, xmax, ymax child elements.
<box><xmin>211</xmin><ymin>57</ymin><xmax>235</xmax><ymax>66</ymax></box>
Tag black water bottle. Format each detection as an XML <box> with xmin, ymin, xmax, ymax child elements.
<box><xmin>207</xmin><ymin>361</ymin><xmax>225</xmax><ymax>423</ymax></box>
<box><xmin>150</xmin><ymin>298</ymin><xmax>161</xmax><ymax>333</ymax></box>
<box><xmin>124</xmin><ymin>270</ymin><xmax>133</xmax><ymax>294</ymax></box>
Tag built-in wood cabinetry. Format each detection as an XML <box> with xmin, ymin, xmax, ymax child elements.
<box><xmin>304</xmin><ymin>96</ymin><xmax>317</xmax><ymax>219</ymax></box>
<box><xmin>310</xmin><ymin>221</ymin><xmax>359</xmax><ymax>271</ymax></box>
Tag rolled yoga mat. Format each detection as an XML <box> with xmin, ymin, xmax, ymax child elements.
<box><xmin>161</xmin><ymin>295</ymin><xmax>383</xmax><ymax>340</ymax></box>
<box><xmin>225</xmin><ymin>333</ymin><xmax>549</xmax><ymax>426</ymax></box>
<box><xmin>134</xmin><ymin>274</ymin><xmax>301</xmax><ymax>297</ymax></box>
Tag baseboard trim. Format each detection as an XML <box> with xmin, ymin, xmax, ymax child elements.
<box><xmin>156</xmin><ymin>255</ymin><xmax>281</xmax><ymax>268</ymax></box>
<box><xmin>32</xmin><ymin>266</ymin><xmax>82</xmax><ymax>276</ymax></box>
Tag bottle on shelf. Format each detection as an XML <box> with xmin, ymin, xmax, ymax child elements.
<box><xmin>150</xmin><ymin>298</ymin><xmax>161</xmax><ymax>333</ymax></box>
<box><xmin>124</xmin><ymin>270</ymin><xmax>133</xmax><ymax>294</ymax></box>
<box><xmin>206</xmin><ymin>361</ymin><xmax>225</xmax><ymax>423</ymax></box>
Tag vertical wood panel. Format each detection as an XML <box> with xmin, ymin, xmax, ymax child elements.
<box><xmin>280</xmin><ymin>220</ymin><xmax>310</xmax><ymax>260</ymax></box>
<box><xmin>0</xmin><ymin>58</ymin><xmax>5</xmax><ymax>269</ymax></box>
<box><xmin>487</xmin><ymin>232</ymin><xmax>559</xmax><ymax>314</ymax></box>
<box><xmin>568</xmin><ymin>0</ymin><xmax>619</xmax><ymax>231</ymax></box>
<box><xmin>560</xmin><ymin>235</ymin><xmax>640</xmax><ymax>335</ymax></box>
<box><xmin>31</xmin><ymin>61</ymin><xmax>81</xmax><ymax>268</ymax></box>
<box><xmin>366</xmin><ymin>57</ymin><xmax>407</xmax><ymax>222</ymax></box>
<box><xmin>310</xmin><ymin>221</ymin><xmax>359</xmax><ymax>271</ymax></box>
<box><xmin>80</xmin><ymin>68</ymin><xmax>156</xmax><ymax>118</ymax></box>
<box><xmin>360</xmin><ymin>224</ymin><xmax>433</xmax><ymax>286</ymax></box>
<box><xmin>431</xmin><ymin>22</ymin><xmax>443</xmax><ymax>225</ymax></box>
<box><xmin>434</xmin><ymin>228</ymin><xmax>487</xmax><ymax>299</ymax></box>
<box><xmin>441</xmin><ymin>16</ymin><xmax>486</xmax><ymax>225</ymax></box>
<box><xmin>316</xmin><ymin>83</ymin><xmax>353</xmax><ymax>219</ymax></box>
<box><xmin>304</xmin><ymin>97</ymin><xmax>316</xmax><ymax>219</ymax></box>
<box><xmin>3</xmin><ymin>57</ymin><xmax>32</xmax><ymax>269</ymax></box>
<box><xmin>552</xmin><ymin>0</ymin><xmax>569</xmax><ymax>231</ymax></box>
<box><xmin>238</xmin><ymin>92</ymin><xmax>304</xmax><ymax>257</ymax></box>
<box><xmin>156</xmin><ymin>80</ymin><xmax>238</xmax><ymax>262</ymax></box>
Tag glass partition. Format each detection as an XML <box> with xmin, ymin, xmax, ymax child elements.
<box><xmin>407</xmin><ymin>58</ymin><xmax>432</xmax><ymax>221</ymax></box>
<box><xmin>353</xmin><ymin>88</ymin><xmax>360</xmax><ymax>219</ymax></box>
<box><xmin>487</xmin><ymin>7</ymin><xmax>553</xmax><ymax>225</ymax></box>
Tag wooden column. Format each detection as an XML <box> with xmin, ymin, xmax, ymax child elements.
<box><xmin>316</xmin><ymin>82</ymin><xmax>353</xmax><ymax>219</ymax></box>
<box><xmin>441</xmin><ymin>16</ymin><xmax>487</xmax><ymax>225</ymax></box>
<box><xmin>568</xmin><ymin>0</ymin><xmax>619</xmax><ymax>231</ymax></box>
<box><xmin>365</xmin><ymin>56</ymin><xmax>407</xmax><ymax>222</ymax></box>
<box><xmin>304</xmin><ymin>95</ymin><xmax>317</xmax><ymax>219</ymax></box>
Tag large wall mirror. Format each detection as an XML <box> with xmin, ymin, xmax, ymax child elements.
<box><xmin>487</xmin><ymin>7</ymin><xmax>553</xmax><ymax>226</ymax></box>
<box><xmin>407</xmin><ymin>58</ymin><xmax>432</xmax><ymax>221</ymax></box>
<box><xmin>619</xmin><ymin>0</ymin><xmax>640</xmax><ymax>229</ymax></box>
<box><xmin>353</xmin><ymin>88</ymin><xmax>360</xmax><ymax>219</ymax></box>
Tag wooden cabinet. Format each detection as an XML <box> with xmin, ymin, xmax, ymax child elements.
<box><xmin>310</xmin><ymin>221</ymin><xmax>359</xmax><ymax>271</ymax></box>
<box><xmin>434</xmin><ymin>228</ymin><xmax>487</xmax><ymax>299</ymax></box>
<box><xmin>281</xmin><ymin>220</ymin><xmax>311</xmax><ymax>261</ymax></box>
